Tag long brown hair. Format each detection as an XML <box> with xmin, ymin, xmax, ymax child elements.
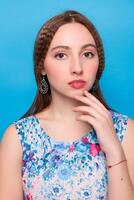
<box><xmin>20</xmin><ymin>10</ymin><xmax>113</xmax><ymax>119</ymax></box>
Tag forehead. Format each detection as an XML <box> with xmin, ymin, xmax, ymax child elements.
<box><xmin>49</xmin><ymin>22</ymin><xmax>96</xmax><ymax>47</ymax></box>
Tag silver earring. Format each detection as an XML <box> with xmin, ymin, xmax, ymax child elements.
<box><xmin>39</xmin><ymin>75</ymin><xmax>49</xmax><ymax>94</ymax></box>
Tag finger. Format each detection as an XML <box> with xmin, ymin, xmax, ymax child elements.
<box><xmin>77</xmin><ymin>114</ymin><xmax>96</xmax><ymax>128</ymax></box>
<box><xmin>74</xmin><ymin>95</ymin><xmax>106</xmax><ymax>117</ymax></box>
<box><xmin>83</xmin><ymin>90</ymin><xmax>108</xmax><ymax>112</ymax></box>
<box><xmin>76</xmin><ymin>90</ymin><xmax>110</xmax><ymax>118</ymax></box>
<box><xmin>72</xmin><ymin>106</ymin><xmax>101</xmax><ymax>119</ymax></box>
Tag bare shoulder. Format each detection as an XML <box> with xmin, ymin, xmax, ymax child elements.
<box><xmin>122</xmin><ymin>117</ymin><xmax>134</xmax><ymax>185</ymax></box>
<box><xmin>0</xmin><ymin>123</ymin><xmax>22</xmax><ymax>171</ymax></box>
<box><xmin>1</xmin><ymin>123</ymin><xmax>22</xmax><ymax>156</ymax></box>
<box><xmin>0</xmin><ymin>124</ymin><xmax>23</xmax><ymax>199</ymax></box>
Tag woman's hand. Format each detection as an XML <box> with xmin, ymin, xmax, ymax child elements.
<box><xmin>72</xmin><ymin>90</ymin><xmax>124</xmax><ymax>158</ymax></box>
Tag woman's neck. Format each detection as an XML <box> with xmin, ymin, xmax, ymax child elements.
<box><xmin>37</xmin><ymin>92</ymin><xmax>94</xmax><ymax>136</ymax></box>
<box><xmin>42</xmin><ymin>91</ymin><xmax>91</xmax><ymax>127</ymax></box>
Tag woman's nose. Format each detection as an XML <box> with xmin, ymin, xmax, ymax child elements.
<box><xmin>70</xmin><ymin>56</ymin><xmax>83</xmax><ymax>75</ymax></box>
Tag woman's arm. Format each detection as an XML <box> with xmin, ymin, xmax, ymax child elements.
<box><xmin>0</xmin><ymin>124</ymin><xmax>23</xmax><ymax>200</ymax></box>
<box><xmin>72</xmin><ymin>90</ymin><xmax>134</xmax><ymax>199</ymax></box>
<box><xmin>107</xmin><ymin>117</ymin><xmax>134</xmax><ymax>199</ymax></box>
<box><xmin>122</xmin><ymin>118</ymin><xmax>134</xmax><ymax>186</ymax></box>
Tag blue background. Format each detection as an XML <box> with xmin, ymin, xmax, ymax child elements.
<box><xmin>0</xmin><ymin>0</ymin><xmax>134</xmax><ymax>140</ymax></box>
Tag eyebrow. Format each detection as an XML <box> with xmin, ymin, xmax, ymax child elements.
<box><xmin>50</xmin><ymin>43</ymin><xmax>97</xmax><ymax>51</ymax></box>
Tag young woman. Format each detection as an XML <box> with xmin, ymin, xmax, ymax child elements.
<box><xmin>0</xmin><ymin>10</ymin><xmax>134</xmax><ymax>200</ymax></box>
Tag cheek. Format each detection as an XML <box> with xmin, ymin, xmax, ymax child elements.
<box><xmin>86</xmin><ymin>60</ymin><xmax>99</xmax><ymax>77</ymax></box>
<box><xmin>45</xmin><ymin>66</ymin><xmax>59</xmax><ymax>82</ymax></box>
<box><xmin>44</xmin><ymin>59</ymin><xmax>65</xmax><ymax>84</ymax></box>
<box><xmin>88</xmin><ymin>65</ymin><xmax>98</xmax><ymax>74</ymax></box>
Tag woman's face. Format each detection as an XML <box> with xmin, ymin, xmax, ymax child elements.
<box><xmin>43</xmin><ymin>22</ymin><xmax>99</xmax><ymax>98</ymax></box>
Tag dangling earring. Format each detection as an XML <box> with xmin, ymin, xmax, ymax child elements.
<box><xmin>91</xmin><ymin>80</ymin><xmax>98</xmax><ymax>92</ymax></box>
<box><xmin>39</xmin><ymin>75</ymin><xmax>49</xmax><ymax>94</ymax></box>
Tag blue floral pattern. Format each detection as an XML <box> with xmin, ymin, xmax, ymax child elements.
<box><xmin>13</xmin><ymin>110</ymin><xmax>128</xmax><ymax>200</ymax></box>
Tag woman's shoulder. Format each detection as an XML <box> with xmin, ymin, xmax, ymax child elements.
<box><xmin>109</xmin><ymin>109</ymin><xmax>129</xmax><ymax>142</ymax></box>
<box><xmin>2</xmin><ymin>115</ymin><xmax>34</xmax><ymax>140</ymax></box>
<box><xmin>110</xmin><ymin>109</ymin><xmax>128</xmax><ymax>121</ymax></box>
<box><xmin>0</xmin><ymin>124</ymin><xmax>23</xmax><ymax>199</ymax></box>
<box><xmin>1</xmin><ymin>123</ymin><xmax>23</xmax><ymax>163</ymax></box>
<box><xmin>122</xmin><ymin>115</ymin><xmax>134</xmax><ymax>145</ymax></box>
<box><xmin>13</xmin><ymin>115</ymin><xmax>39</xmax><ymax>143</ymax></box>
<box><xmin>1</xmin><ymin>115</ymin><xmax>37</xmax><ymax>149</ymax></box>
<box><xmin>110</xmin><ymin>109</ymin><xmax>134</xmax><ymax>133</ymax></box>
<box><xmin>1</xmin><ymin>123</ymin><xmax>19</xmax><ymax>144</ymax></box>
<box><xmin>110</xmin><ymin>109</ymin><xmax>134</xmax><ymax>141</ymax></box>
<box><xmin>13</xmin><ymin>114</ymin><xmax>35</xmax><ymax>126</ymax></box>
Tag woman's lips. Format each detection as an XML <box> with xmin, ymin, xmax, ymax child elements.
<box><xmin>68</xmin><ymin>81</ymin><xmax>86</xmax><ymax>89</ymax></box>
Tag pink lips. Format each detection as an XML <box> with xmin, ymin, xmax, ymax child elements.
<box><xmin>68</xmin><ymin>80</ymin><xmax>86</xmax><ymax>89</ymax></box>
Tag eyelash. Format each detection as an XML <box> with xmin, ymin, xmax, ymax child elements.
<box><xmin>54</xmin><ymin>51</ymin><xmax>95</xmax><ymax>60</ymax></box>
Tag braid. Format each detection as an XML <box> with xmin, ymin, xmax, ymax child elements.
<box><xmin>34</xmin><ymin>27</ymin><xmax>55</xmax><ymax>72</ymax></box>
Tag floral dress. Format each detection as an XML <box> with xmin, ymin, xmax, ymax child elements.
<box><xmin>13</xmin><ymin>110</ymin><xmax>128</xmax><ymax>200</ymax></box>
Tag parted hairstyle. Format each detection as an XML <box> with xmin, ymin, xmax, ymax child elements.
<box><xmin>20</xmin><ymin>10</ymin><xmax>113</xmax><ymax>119</ymax></box>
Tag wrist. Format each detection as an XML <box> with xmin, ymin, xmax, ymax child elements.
<box><xmin>107</xmin><ymin>159</ymin><xmax>127</xmax><ymax>169</ymax></box>
<box><xmin>105</xmin><ymin>146</ymin><xmax>126</xmax><ymax>164</ymax></box>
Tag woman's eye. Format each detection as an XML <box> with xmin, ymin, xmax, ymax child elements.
<box><xmin>83</xmin><ymin>52</ymin><xmax>94</xmax><ymax>58</ymax></box>
<box><xmin>54</xmin><ymin>53</ymin><xmax>66</xmax><ymax>59</ymax></box>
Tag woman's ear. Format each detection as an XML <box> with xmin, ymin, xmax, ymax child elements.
<box><xmin>41</xmin><ymin>69</ymin><xmax>46</xmax><ymax>76</ymax></box>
